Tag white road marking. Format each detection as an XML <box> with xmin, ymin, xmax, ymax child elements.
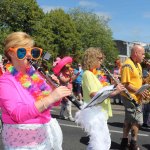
<box><xmin>59</xmin><ymin>123</ymin><xmax>149</xmax><ymax>137</ymax></box>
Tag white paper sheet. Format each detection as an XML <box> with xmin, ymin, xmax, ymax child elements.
<box><xmin>84</xmin><ymin>85</ymin><xmax>115</xmax><ymax>108</ymax></box>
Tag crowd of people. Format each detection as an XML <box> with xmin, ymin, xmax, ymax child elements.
<box><xmin>0</xmin><ymin>31</ymin><xmax>149</xmax><ymax>150</ymax></box>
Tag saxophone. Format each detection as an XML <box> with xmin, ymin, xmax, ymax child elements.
<box><xmin>142</xmin><ymin>59</ymin><xmax>150</xmax><ymax>104</ymax></box>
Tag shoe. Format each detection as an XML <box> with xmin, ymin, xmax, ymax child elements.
<box><xmin>68</xmin><ymin>116</ymin><xmax>75</xmax><ymax>122</ymax></box>
<box><xmin>142</xmin><ymin>123</ymin><xmax>150</xmax><ymax>128</ymax></box>
<box><xmin>129</xmin><ymin>140</ymin><xmax>141</xmax><ymax>150</ymax></box>
<box><xmin>120</xmin><ymin>138</ymin><xmax>129</xmax><ymax>150</ymax></box>
<box><xmin>79</xmin><ymin>100</ymin><xmax>84</xmax><ymax>105</ymax></box>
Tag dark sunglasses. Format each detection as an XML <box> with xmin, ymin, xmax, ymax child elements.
<box><xmin>8</xmin><ymin>47</ymin><xmax>43</xmax><ymax>60</ymax></box>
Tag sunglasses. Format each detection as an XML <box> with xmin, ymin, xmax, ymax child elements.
<box><xmin>8</xmin><ymin>47</ymin><xmax>43</xmax><ymax>60</ymax></box>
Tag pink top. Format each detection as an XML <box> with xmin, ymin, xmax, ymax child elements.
<box><xmin>0</xmin><ymin>72</ymin><xmax>52</xmax><ymax>124</ymax></box>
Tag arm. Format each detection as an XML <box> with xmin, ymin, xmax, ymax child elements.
<box><xmin>0</xmin><ymin>79</ymin><xmax>71</xmax><ymax>123</ymax></box>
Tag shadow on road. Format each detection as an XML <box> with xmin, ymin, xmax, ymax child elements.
<box><xmin>80</xmin><ymin>136</ymin><xmax>121</xmax><ymax>150</ymax></box>
<box><xmin>139</xmin><ymin>126</ymin><xmax>150</xmax><ymax>132</ymax></box>
<box><xmin>51</xmin><ymin>114</ymin><xmax>59</xmax><ymax>119</ymax></box>
<box><xmin>142</xmin><ymin>144</ymin><xmax>150</xmax><ymax>150</ymax></box>
<box><xmin>80</xmin><ymin>136</ymin><xmax>89</xmax><ymax>145</ymax></box>
<box><xmin>110</xmin><ymin>141</ymin><xmax>120</xmax><ymax>149</ymax></box>
<box><xmin>108</xmin><ymin>122</ymin><xmax>123</xmax><ymax>128</ymax></box>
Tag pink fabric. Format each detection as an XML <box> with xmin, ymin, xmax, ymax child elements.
<box><xmin>52</xmin><ymin>56</ymin><xmax>73</xmax><ymax>75</ymax></box>
<box><xmin>0</xmin><ymin>72</ymin><xmax>52</xmax><ymax>124</ymax></box>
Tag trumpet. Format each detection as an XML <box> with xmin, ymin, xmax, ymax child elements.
<box><xmin>28</xmin><ymin>59</ymin><xmax>82</xmax><ymax>109</ymax></box>
<box><xmin>101</xmin><ymin>64</ymin><xmax>140</xmax><ymax>107</ymax></box>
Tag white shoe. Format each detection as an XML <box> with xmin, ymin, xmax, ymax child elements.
<box><xmin>79</xmin><ymin>100</ymin><xmax>83</xmax><ymax>105</ymax></box>
<box><xmin>68</xmin><ymin>116</ymin><xmax>75</xmax><ymax>122</ymax></box>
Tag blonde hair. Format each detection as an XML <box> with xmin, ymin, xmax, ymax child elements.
<box><xmin>82</xmin><ymin>47</ymin><xmax>103</xmax><ymax>70</ymax></box>
<box><xmin>4</xmin><ymin>32</ymin><xmax>34</xmax><ymax>60</ymax></box>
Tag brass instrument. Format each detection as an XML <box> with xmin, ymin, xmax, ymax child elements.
<box><xmin>142</xmin><ymin>59</ymin><xmax>150</xmax><ymax>104</ymax></box>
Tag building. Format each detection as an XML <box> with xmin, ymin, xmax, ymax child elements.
<box><xmin>114</xmin><ymin>40</ymin><xmax>150</xmax><ymax>63</ymax></box>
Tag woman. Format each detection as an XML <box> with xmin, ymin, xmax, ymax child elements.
<box><xmin>53</xmin><ymin>56</ymin><xmax>80</xmax><ymax>121</ymax></box>
<box><xmin>112</xmin><ymin>58</ymin><xmax>122</xmax><ymax>104</ymax></box>
<box><xmin>0</xmin><ymin>32</ymin><xmax>71</xmax><ymax>150</ymax></box>
<box><xmin>81</xmin><ymin>47</ymin><xmax>125</xmax><ymax>150</ymax></box>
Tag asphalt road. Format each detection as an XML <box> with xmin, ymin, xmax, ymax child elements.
<box><xmin>53</xmin><ymin>104</ymin><xmax>150</xmax><ymax>150</ymax></box>
<box><xmin>0</xmin><ymin>104</ymin><xmax>149</xmax><ymax>150</ymax></box>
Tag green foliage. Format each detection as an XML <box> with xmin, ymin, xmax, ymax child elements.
<box><xmin>69</xmin><ymin>8</ymin><xmax>118</xmax><ymax>65</ymax></box>
<box><xmin>46</xmin><ymin>9</ymin><xmax>82</xmax><ymax>58</ymax></box>
<box><xmin>145</xmin><ymin>52</ymin><xmax>150</xmax><ymax>59</ymax></box>
<box><xmin>0</xmin><ymin>28</ymin><xmax>11</xmax><ymax>55</ymax></box>
<box><xmin>0</xmin><ymin>0</ymin><xmax>44</xmax><ymax>34</ymax></box>
<box><xmin>0</xmin><ymin>1</ymin><xmax>117</xmax><ymax>67</ymax></box>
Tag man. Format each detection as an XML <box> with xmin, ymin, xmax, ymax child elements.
<box><xmin>73</xmin><ymin>63</ymin><xmax>84</xmax><ymax>104</ymax></box>
<box><xmin>120</xmin><ymin>45</ymin><xmax>148</xmax><ymax>150</ymax></box>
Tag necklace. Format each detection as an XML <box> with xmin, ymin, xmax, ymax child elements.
<box><xmin>90</xmin><ymin>68</ymin><xmax>110</xmax><ymax>86</ymax></box>
<box><xmin>6</xmin><ymin>64</ymin><xmax>51</xmax><ymax>101</ymax></box>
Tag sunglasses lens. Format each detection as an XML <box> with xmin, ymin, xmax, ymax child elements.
<box><xmin>17</xmin><ymin>48</ymin><xmax>26</xmax><ymax>59</ymax></box>
<box><xmin>31</xmin><ymin>48</ymin><xmax>41</xmax><ymax>59</ymax></box>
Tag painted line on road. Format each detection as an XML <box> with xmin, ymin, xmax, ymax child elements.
<box><xmin>60</xmin><ymin>123</ymin><xmax>149</xmax><ymax>137</ymax></box>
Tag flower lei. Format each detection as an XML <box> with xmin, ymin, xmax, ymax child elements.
<box><xmin>92</xmin><ymin>68</ymin><xmax>110</xmax><ymax>87</ymax></box>
<box><xmin>6</xmin><ymin>64</ymin><xmax>51</xmax><ymax>101</ymax></box>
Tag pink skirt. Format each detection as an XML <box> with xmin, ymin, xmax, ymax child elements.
<box><xmin>2</xmin><ymin>118</ymin><xmax>62</xmax><ymax>150</ymax></box>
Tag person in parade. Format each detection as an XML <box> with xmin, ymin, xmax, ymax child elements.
<box><xmin>73</xmin><ymin>63</ymin><xmax>84</xmax><ymax>105</ymax></box>
<box><xmin>53</xmin><ymin>56</ymin><xmax>80</xmax><ymax>121</ymax></box>
<box><xmin>112</xmin><ymin>58</ymin><xmax>123</xmax><ymax>104</ymax></box>
<box><xmin>120</xmin><ymin>44</ymin><xmax>149</xmax><ymax>150</ymax></box>
<box><xmin>81</xmin><ymin>47</ymin><xmax>125</xmax><ymax>150</ymax></box>
<box><xmin>0</xmin><ymin>31</ymin><xmax>71</xmax><ymax>150</ymax></box>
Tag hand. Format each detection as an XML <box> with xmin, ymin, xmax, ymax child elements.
<box><xmin>76</xmin><ymin>71</ymin><xmax>81</xmax><ymax>76</ymax></box>
<box><xmin>112</xmin><ymin>83</ymin><xmax>126</xmax><ymax>96</ymax></box>
<box><xmin>115</xmin><ymin>83</ymin><xmax>126</xmax><ymax>93</ymax></box>
<box><xmin>139</xmin><ymin>89</ymin><xmax>149</xmax><ymax>99</ymax></box>
<box><xmin>49</xmin><ymin>86</ymin><xmax>72</xmax><ymax>103</ymax></box>
<box><xmin>50</xmin><ymin>74</ymin><xmax>60</xmax><ymax>84</ymax></box>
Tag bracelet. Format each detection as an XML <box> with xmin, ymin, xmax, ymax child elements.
<box><xmin>41</xmin><ymin>100</ymin><xmax>47</xmax><ymax>110</ymax></box>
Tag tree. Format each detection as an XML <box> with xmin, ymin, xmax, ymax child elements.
<box><xmin>69</xmin><ymin>8</ymin><xmax>118</xmax><ymax>64</ymax></box>
<box><xmin>0</xmin><ymin>0</ymin><xmax>44</xmax><ymax>34</ymax></box>
<box><xmin>46</xmin><ymin>9</ymin><xmax>82</xmax><ymax>57</ymax></box>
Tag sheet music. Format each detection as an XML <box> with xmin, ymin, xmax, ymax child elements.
<box><xmin>84</xmin><ymin>85</ymin><xmax>115</xmax><ymax>108</ymax></box>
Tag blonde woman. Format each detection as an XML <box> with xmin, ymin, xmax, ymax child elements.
<box><xmin>0</xmin><ymin>32</ymin><xmax>71</xmax><ymax>150</ymax></box>
<box><xmin>81</xmin><ymin>47</ymin><xmax>125</xmax><ymax>150</ymax></box>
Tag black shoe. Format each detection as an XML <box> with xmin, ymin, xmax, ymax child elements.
<box><xmin>129</xmin><ymin>140</ymin><xmax>141</xmax><ymax>150</ymax></box>
<box><xmin>142</xmin><ymin>123</ymin><xmax>150</xmax><ymax>128</ymax></box>
<box><xmin>120</xmin><ymin>138</ymin><xmax>129</xmax><ymax>150</ymax></box>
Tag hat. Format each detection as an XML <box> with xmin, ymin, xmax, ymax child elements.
<box><xmin>52</xmin><ymin>56</ymin><xmax>73</xmax><ymax>75</ymax></box>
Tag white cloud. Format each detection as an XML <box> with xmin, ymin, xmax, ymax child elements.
<box><xmin>143</xmin><ymin>12</ymin><xmax>150</xmax><ymax>18</ymax></box>
<box><xmin>79</xmin><ymin>0</ymin><xmax>99</xmax><ymax>8</ymax></box>
<box><xmin>40</xmin><ymin>5</ymin><xmax>66</xmax><ymax>13</ymax></box>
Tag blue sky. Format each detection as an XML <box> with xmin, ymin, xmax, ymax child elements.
<box><xmin>36</xmin><ymin>0</ymin><xmax>150</xmax><ymax>43</ymax></box>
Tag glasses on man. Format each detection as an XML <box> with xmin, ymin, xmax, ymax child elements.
<box><xmin>8</xmin><ymin>47</ymin><xmax>43</xmax><ymax>60</ymax></box>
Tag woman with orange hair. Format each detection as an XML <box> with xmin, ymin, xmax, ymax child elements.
<box><xmin>112</xmin><ymin>58</ymin><xmax>122</xmax><ymax>104</ymax></box>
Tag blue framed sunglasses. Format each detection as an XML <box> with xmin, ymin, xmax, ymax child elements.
<box><xmin>8</xmin><ymin>47</ymin><xmax>43</xmax><ymax>60</ymax></box>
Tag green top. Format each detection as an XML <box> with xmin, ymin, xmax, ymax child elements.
<box><xmin>82</xmin><ymin>70</ymin><xmax>112</xmax><ymax>118</ymax></box>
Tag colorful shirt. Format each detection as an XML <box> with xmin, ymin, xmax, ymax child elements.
<box><xmin>121</xmin><ymin>58</ymin><xmax>142</xmax><ymax>103</ymax></box>
<box><xmin>82</xmin><ymin>70</ymin><xmax>112</xmax><ymax>118</ymax></box>
<box><xmin>0</xmin><ymin>72</ymin><xmax>51</xmax><ymax>124</ymax></box>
